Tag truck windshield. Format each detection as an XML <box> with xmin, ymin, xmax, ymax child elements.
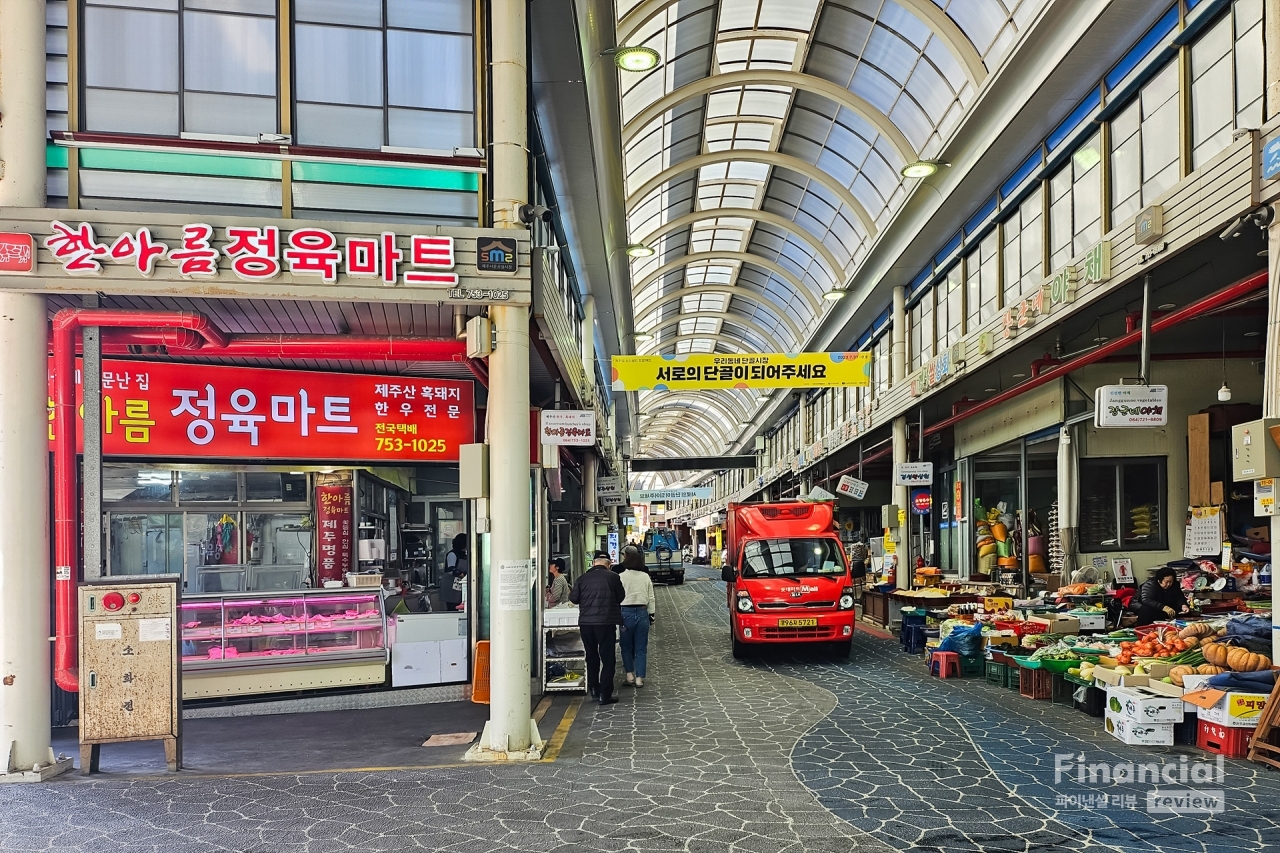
<box><xmin>740</xmin><ymin>538</ymin><xmax>845</xmax><ymax>577</ymax></box>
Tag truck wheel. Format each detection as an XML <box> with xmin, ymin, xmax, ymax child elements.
<box><xmin>830</xmin><ymin>640</ymin><xmax>852</xmax><ymax>659</ymax></box>
<box><xmin>732</xmin><ymin>633</ymin><xmax>748</xmax><ymax>660</ymax></box>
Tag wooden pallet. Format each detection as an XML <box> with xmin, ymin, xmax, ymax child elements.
<box><xmin>1246</xmin><ymin>678</ymin><xmax>1280</xmax><ymax>769</ymax></box>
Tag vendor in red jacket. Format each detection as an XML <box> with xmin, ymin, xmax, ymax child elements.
<box><xmin>570</xmin><ymin>552</ymin><xmax>626</xmax><ymax>705</ymax></box>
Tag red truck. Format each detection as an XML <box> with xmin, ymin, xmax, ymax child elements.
<box><xmin>720</xmin><ymin>501</ymin><xmax>856</xmax><ymax>659</ymax></box>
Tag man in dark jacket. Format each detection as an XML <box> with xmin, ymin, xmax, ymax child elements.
<box><xmin>570</xmin><ymin>551</ymin><xmax>625</xmax><ymax>704</ymax></box>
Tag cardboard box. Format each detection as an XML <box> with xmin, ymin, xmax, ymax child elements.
<box><xmin>1069</xmin><ymin>611</ymin><xmax>1105</xmax><ymax>632</ymax></box>
<box><xmin>1092</xmin><ymin>667</ymin><xmax>1175</xmax><ymax>689</ymax></box>
<box><xmin>1104</xmin><ymin>707</ymin><xmax>1175</xmax><ymax>745</ymax></box>
<box><xmin>984</xmin><ymin>634</ymin><xmax>1020</xmax><ymax>650</ymax></box>
<box><xmin>1189</xmin><ymin>690</ymin><xmax>1269</xmax><ymax>728</ymax></box>
<box><xmin>1028</xmin><ymin>614</ymin><xmax>1080</xmax><ymax>635</ymax></box>
<box><xmin>983</xmin><ymin>596</ymin><xmax>1013</xmax><ymax>612</ymax></box>
<box><xmin>1106</xmin><ymin>684</ymin><xmax>1185</xmax><ymax>724</ymax></box>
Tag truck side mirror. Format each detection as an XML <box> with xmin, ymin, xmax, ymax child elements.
<box><xmin>720</xmin><ymin>565</ymin><xmax>735</xmax><ymax>583</ymax></box>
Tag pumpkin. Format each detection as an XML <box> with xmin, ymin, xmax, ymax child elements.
<box><xmin>1183</xmin><ymin>636</ymin><xmax>1199</xmax><ymax>648</ymax></box>
<box><xmin>1226</xmin><ymin>646</ymin><xmax>1272</xmax><ymax>673</ymax></box>
<box><xmin>1201</xmin><ymin>641</ymin><xmax>1228</xmax><ymax>667</ymax></box>
<box><xmin>1168</xmin><ymin>665</ymin><xmax>1197</xmax><ymax>687</ymax></box>
<box><xmin>1196</xmin><ymin>664</ymin><xmax>1226</xmax><ymax>676</ymax></box>
<box><xmin>1179</xmin><ymin>622</ymin><xmax>1216</xmax><ymax>639</ymax></box>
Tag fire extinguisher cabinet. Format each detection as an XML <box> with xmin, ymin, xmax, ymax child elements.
<box><xmin>78</xmin><ymin>575</ymin><xmax>182</xmax><ymax>773</ymax></box>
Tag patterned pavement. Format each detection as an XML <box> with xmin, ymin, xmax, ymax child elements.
<box><xmin>1</xmin><ymin>565</ymin><xmax>1277</xmax><ymax>852</ymax></box>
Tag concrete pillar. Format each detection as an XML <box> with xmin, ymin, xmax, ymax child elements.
<box><xmin>0</xmin><ymin>0</ymin><xmax>54</xmax><ymax>776</ymax></box>
<box><xmin>889</xmin><ymin>286</ymin><xmax>909</xmax><ymax>583</ymax></box>
<box><xmin>581</xmin><ymin>295</ymin><xmax>596</xmax><ymax>401</ymax></box>
<box><xmin>1264</xmin><ymin>0</ymin><xmax>1280</xmax><ymax>658</ymax></box>
<box><xmin>472</xmin><ymin>0</ymin><xmax>538</xmax><ymax>758</ymax></box>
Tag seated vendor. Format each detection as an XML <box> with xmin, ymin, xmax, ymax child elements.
<box><xmin>1133</xmin><ymin>566</ymin><xmax>1188</xmax><ymax>625</ymax></box>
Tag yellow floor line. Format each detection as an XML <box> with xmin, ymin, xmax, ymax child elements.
<box><xmin>533</xmin><ymin>696</ymin><xmax>553</xmax><ymax>724</ymax></box>
<box><xmin>540</xmin><ymin>696</ymin><xmax>582</xmax><ymax>762</ymax></box>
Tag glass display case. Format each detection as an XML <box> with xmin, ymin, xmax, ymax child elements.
<box><xmin>180</xmin><ymin>588</ymin><xmax>385</xmax><ymax>670</ymax></box>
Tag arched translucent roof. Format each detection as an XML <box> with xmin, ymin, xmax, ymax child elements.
<box><xmin>620</xmin><ymin>0</ymin><xmax>1048</xmax><ymax>458</ymax></box>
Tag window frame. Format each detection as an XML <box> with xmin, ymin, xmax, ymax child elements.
<box><xmin>1077</xmin><ymin>456</ymin><xmax>1168</xmax><ymax>552</ymax></box>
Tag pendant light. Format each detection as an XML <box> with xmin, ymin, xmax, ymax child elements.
<box><xmin>1218</xmin><ymin>321</ymin><xmax>1232</xmax><ymax>402</ymax></box>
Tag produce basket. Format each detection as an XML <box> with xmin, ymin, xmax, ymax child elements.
<box><xmin>1007</xmin><ymin>654</ymin><xmax>1041</xmax><ymax>669</ymax></box>
<box><xmin>1037</xmin><ymin>656</ymin><xmax>1099</xmax><ymax>674</ymax></box>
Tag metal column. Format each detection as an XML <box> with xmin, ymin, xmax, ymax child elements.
<box><xmin>1266</xmin><ymin>0</ymin><xmax>1280</xmax><ymax>659</ymax></box>
<box><xmin>83</xmin><ymin>295</ymin><xmax>103</xmax><ymax>580</ymax></box>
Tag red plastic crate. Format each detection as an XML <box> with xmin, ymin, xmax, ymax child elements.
<box><xmin>1197</xmin><ymin>720</ymin><xmax>1252</xmax><ymax>759</ymax></box>
<box><xmin>1019</xmin><ymin>667</ymin><xmax>1052</xmax><ymax>700</ymax></box>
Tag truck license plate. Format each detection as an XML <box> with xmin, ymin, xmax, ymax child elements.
<box><xmin>777</xmin><ymin>618</ymin><xmax>818</xmax><ymax>628</ymax></box>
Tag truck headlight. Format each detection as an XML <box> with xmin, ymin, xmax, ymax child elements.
<box><xmin>736</xmin><ymin>595</ymin><xmax>755</xmax><ymax>613</ymax></box>
<box><xmin>838</xmin><ymin>594</ymin><xmax>855</xmax><ymax>610</ymax></box>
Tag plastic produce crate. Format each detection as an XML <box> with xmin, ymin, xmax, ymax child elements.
<box><xmin>1197</xmin><ymin>720</ymin><xmax>1252</xmax><ymax>759</ymax></box>
<box><xmin>1050</xmin><ymin>673</ymin><xmax>1075</xmax><ymax>707</ymax></box>
<box><xmin>985</xmin><ymin>661</ymin><xmax>1008</xmax><ymax>686</ymax></box>
<box><xmin>960</xmin><ymin>655</ymin><xmax>984</xmax><ymax>677</ymax></box>
<box><xmin>1074</xmin><ymin>685</ymin><xmax>1105</xmax><ymax>718</ymax></box>
<box><xmin>1020</xmin><ymin>667</ymin><xmax>1052</xmax><ymax>700</ymax></box>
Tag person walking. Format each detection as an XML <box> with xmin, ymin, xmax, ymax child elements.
<box><xmin>570</xmin><ymin>551</ymin><xmax>625</xmax><ymax>705</ymax></box>
<box><xmin>441</xmin><ymin>533</ymin><xmax>468</xmax><ymax>612</ymax></box>
<box><xmin>617</xmin><ymin>544</ymin><xmax>656</xmax><ymax>687</ymax></box>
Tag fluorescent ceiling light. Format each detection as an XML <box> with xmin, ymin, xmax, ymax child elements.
<box><xmin>626</xmin><ymin>243</ymin><xmax>655</xmax><ymax>258</ymax></box>
<box><xmin>822</xmin><ymin>289</ymin><xmax>846</xmax><ymax>301</ymax></box>
<box><xmin>901</xmin><ymin>160</ymin><xmax>944</xmax><ymax>179</ymax></box>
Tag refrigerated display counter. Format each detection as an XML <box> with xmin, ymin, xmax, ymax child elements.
<box><xmin>180</xmin><ymin>588</ymin><xmax>387</xmax><ymax>700</ymax></box>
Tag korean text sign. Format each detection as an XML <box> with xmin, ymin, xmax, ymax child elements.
<box><xmin>314</xmin><ymin>485</ymin><xmax>354</xmax><ymax>583</ymax></box>
<box><xmin>49</xmin><ymin>359</ymin><xmax>474</xmax><ymax>462</ymax></box>
<box><xmin>611</xmin><ymin>352</ymin><xmax>870</xmax><ymax>391</ymax></box>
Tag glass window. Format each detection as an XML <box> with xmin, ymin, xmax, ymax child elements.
<box><xmin>1190</xmin><ymin>1</ymin><xmax>1265</xmax><ymax>168</ymax></box>
<box><xmin>1049</xmin><ymin>132</ymin><xmax>1101</xmax><ymax>269</ymax></box>
<box><xmin>178</xmin><ymin>471</ymin><xmax>239</xmax><ymax>502</ymax></box>
<box><xmin>938</xmin><ymin>265</ymin><xmax>963</xmax><ymax>351</ymax></box>
<box><xmin>245</xmin><ymin>513</ymin><xmax>313</xmax><ymax>590</ymax></box>
<box><xmin>1002</xmin><ymin>186</ymin><xmax>1044</xmax><ymax>307</ymax></box>
<box><xmin>295</xmin><ymin>0</ymin><xmax>476</xmax><ymax>151</ymax></box>
<box><xmin>1110</xmin><ymin>61</ymin><xmax>1181</xmax><ymax>225</ymax></box>
<box><xmin>83</xmin><ymin>0</ymin><xmax>276</xmax><ymax>138</ymax></box>
<box><xmin>103</xmin><ymin>465</ymin><xmax>174</xmax><ymax>503</ymax></box>
<box><xmin>245</xmin><ymin>472</ymin><xmax>310</xmax><ymax>502</ymax></box>
<box><xmin>108</xmin><ymin>513</ymin><xmax>184</xmax><ymax>575</ymax></box>
<box><xmin>874</xmin><ymin>333</ymin><xmax>890</xmax><ymax>396</ymax></box>
<box><xmin>966</xmin><ymin>231</ymin><xmax>999</xmax><ymax>331</ymax></box>
<box><xmin>740</xmin><ymin>538</ymin><xmax>846</xmax><ymax>577</ymax></box>
<box><xmin>1079</xmin><ymin>457</ymin><xmax>1167</xmax><ymax>551</ymax></box>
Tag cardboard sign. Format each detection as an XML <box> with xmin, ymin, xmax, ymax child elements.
<box><xmin>893</xmin><ymin>462</ymin><xmax>933</xmax><ymax>486</ymax></box>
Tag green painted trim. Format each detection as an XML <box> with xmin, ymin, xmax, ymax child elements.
<box><xmin>292</xmin><ymin>160</ymin><xmax>478</xmax><ymax>192</ymax></box>
<box><xmin>78</xmin><ymin>147</ymin><xmax>281</xmax><ymax>180</ymax></box>
<box><xmin>46</xmin><ymin>144</ymin><xmax>69</xmax><ymax>169</ymax></box>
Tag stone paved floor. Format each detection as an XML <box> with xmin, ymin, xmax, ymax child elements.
<box><xmin>2</xmin><ymin>566</ymin><xmax>1278</xmax><ymax>852</ymax></box>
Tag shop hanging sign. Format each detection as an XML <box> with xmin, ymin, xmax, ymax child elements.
<box><xmin>597</xmin><ymin>475</ymin><xmax>627</xmax><ymax>507</ymax></box>
<box><xmin>50</xmin><ymin>358</ymin><xmax>475</xmax><ymax>462</ymax></box>
<box><xmin>0</xmin><ymin>212</ymin><xmax>530</xmax><ymax>305</ymax></box>
<box><xmin>1094</xmin><ymin>384</ymin><xmax>1168</xmax><ymax>428</ymax></box>
<box><xmin>314</xmin><ymin>485</ymin><xmax>354</xmax><ymax>584</ymax></box>
<box><xmin>611</xmin><ymin>352</ymin><xmax>870</xmax><ymax>392</ymax></box>
<box><xmin>835</xmin><ymin>474</ymin><xmax>869</xmax><ymax>500</ymax></box>
<box><xmin>911</xmin><ymin>488</ymin><xmax>932</xmax><ymax>515</ymax></box>
<box><xmin>893</xmin><ymin>462</ymin><xmax>933</xmax><ymax>486</ymax></box>
<box><xmin>628</xmin><ymin>487</ymin><xmax>713</xmax><ymax>503</ymax></box>
<box><xmin>539</xmin><ymin>409</ymin><xmax>596</xmax><ymax>446</ymax></box>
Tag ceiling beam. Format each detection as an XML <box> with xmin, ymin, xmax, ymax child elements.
<box><xmin>637</xmin><ymin>302</ymin><xmax>803</xmax><ymax>344</ymax></box>
<box><xmin>626</xmin><ymin>149</ymin><xmax>877</xmax><ymax>238</ymax></box>
<box><xmin>623</xmin><ymin>69</ymin><xmax>916</xmax><ymax>164</ymax></box>
<box><xmin>632</xmin><ymin>242</ymin><xmax>841</xmax><ymax>303</ymax></box>
<box><xmin>630</xmin><ymin>455</ymin><xmax>758</xmax><ymax>471</ymax></box>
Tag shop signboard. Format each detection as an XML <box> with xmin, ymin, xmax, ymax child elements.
<box><xmin>1094</xmin><ymin>384</ymin><xmax>1168</xmax><ymax>427</ymax></box>
<box><xmin>893</xmin><ymin>462</ymin><xmax>933</xmax><ymax>486</ymax></box>
<box><xmin>50</xmin><ymin>358</ymin><xmax>474</xmax><ymax>462</ymax></box>
<box><xmin>835</xmin><ymin>475</ymin><xmax>868</xmax><ymax>500</ymax></box>
<box><xmin>0</xmin><ymin>211</ymin><xmax>530</xmax><ymax>305</ymax></box>
<box><xmin>629</xmin><ymin>487</ymin><xmax>713</xmax><ymax>503</ymax></box>
<box><xmin>911</xmin><ymin>488</ymin><xmax>932</xmax><ymax>515</ymax></box>
<box><xmin>610</xmin><ymin>351</ymin><xmax>870</xmax><ymax>391</ymax></box>
<box><xmin>314</xmin><ymin>485</ymin><xmax>354</xmax><ymax>583</ymax></box>
<box><xmin>597</xmin><ymin>475</ymin><xmax>626</xmax><ymax>507</ymax></box>
<box><xmin>1111</xmin><ymin>558</ymin><xmax>1134</xmax><ymax>584</ymax></box>
<box><xmin>539</xmin><ymin>409</ymin><xmax>595</xmax><ymax>446</ymax></box>
<box><xmin>1264</xmin><ymin>134</ymin><xmax>1280</xmax><ymax>180</ymax></box>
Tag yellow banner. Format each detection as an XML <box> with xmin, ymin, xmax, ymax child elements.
<box><xmin>611</xmin><ymin>352</ymin><xmax>871</xmax><ymax>391</ymax></box>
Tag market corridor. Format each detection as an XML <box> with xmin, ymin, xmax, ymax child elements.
<box><xmin>3</xmin><ymin>568</ymin><xmax>1279</xmax><ymax>853</ymax></box>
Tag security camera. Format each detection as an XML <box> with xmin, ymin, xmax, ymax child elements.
<box><xmin>1247</xmin><ymin>205</ymin><xmax>1275</xmax><ymax>229</ymax></box>
<box><xmin>1220</xmin><ymin>216</ymin><xmax>1246</xmax><ymax>241</ymax></box>
<box><xmin>518</xmin><ymin>204</ymin><xmax>554</xmax><ymax>224</ymax></box>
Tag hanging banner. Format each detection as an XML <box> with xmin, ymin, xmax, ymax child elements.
<box><xmin>611</xmin><ymin>352</ymin><xmax>870</xmax><ymax>391</ymax></box>
<box><xmin>49</xmin><ymin>358</ymin><xmax>474</xmax><ymax>462</ymax></box>
<box><xmin>1094</xmin><ymin>384</ymin><xmax>1168</xmax><ymax>427</ymax></box>
<box><xmin>539</xmin><ymin>409</ymin><xmax>596</xmax><ymax>446</ymax></box>
<box><xmin>314</xmin><ymin>485</ymin><xmax>354</xmax><ymax>583</ymax></box>
<box><xmin>629</xmin><ymin>487</ymin><xmax>713</xmax><ymax>503</ymax></box>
